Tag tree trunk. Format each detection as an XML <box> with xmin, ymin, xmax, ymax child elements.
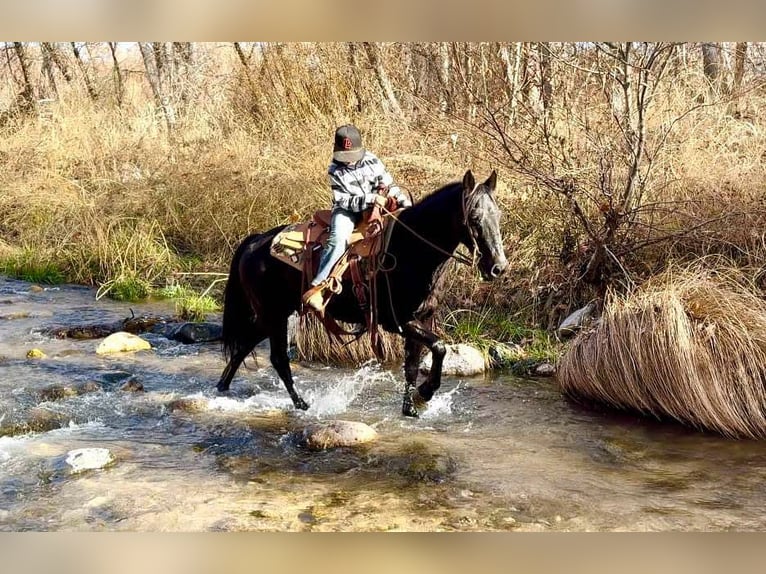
<box><xmin>139</xmin><ymin>42</ymin><xmax>176</xmax><ymax>131</ymax></box>
<box><xmin>701</xmin><ymin>42</ymin><xmax>722</xmax><ymax>99</ymax></box>
<box><xmin>362</xmin><ymin>42</ymin><xmax>404</xmax><ymax>118</ymax></box>
<box><xmin>436</xmin><ymin>42</ymin><xmax>452</xmax><ymax>114</ymax></box>
<box><xmin>107</xmin><ymin>42</ymin><xmax>124</xmax><ymax>106</ymax></box>
<box><xmin>172</xmin><ymin>42</ymin><xmax>194</xmax><ymax>108</ymax></box>
<box><xmin>40</xmin><ymin>45</ymin><xmax>58</xmax><ymax>99</ymax></box>
<box><xmin>13</xmin><ymin>42</ymin><xmax>36</xmax><ymax>113</ymax></box>
<box><xmin>70</xmin><ymin>42</ymin><xmax>99</xmax><ymax>100</ymax></box>
<box><xmin>538</xmin><ymin>42</ymin><xmax>553</xmax><ymax>116</ymax></box>
<box><xmin>42</xmin><ymin>43</ymin><xmax>73</xmax><ymax>83</ymax></box>
<box><xmin>347</xmin><ymin>43</ymin><xmax>364</xmax><ymax>113</ymax></box>
<box><xmin>733</xmin><ymin>42</ymin><xmax>747</xmax><ymax>94</ymax></box>
<box><xmin>233</xmin><ymin>42</ymin><xmax>262</xmax><ymax>116</ymax></box>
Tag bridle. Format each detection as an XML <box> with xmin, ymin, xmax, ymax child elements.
<box><xmin>380</xmin><ymin>182</ymin><xmax>490</xmax><ymax>268</ymax></box>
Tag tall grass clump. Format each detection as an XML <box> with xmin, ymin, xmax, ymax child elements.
<box><xmin>0</xmin><ymin>246</ymin><xmax>65</xmax><ymax>285</ymax></box>
<box><xmin>558</xmin><ymin>265</ymin><xmax>766</xmax><ymax>438</ymax></box>
<box><xmin>294</xmin><ymin>313</ymin><xmax>404</xmax><ymax>366</ymax></box>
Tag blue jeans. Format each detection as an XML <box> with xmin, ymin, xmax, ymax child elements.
<box><xmin>311</xmin><ymin>208</ymin><xmax>361</xmax><ymax>286</ymax></box>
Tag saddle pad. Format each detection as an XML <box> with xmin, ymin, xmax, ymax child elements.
<box><xmin>270</xmin><ymin>212</ymin><xmax>370</xmax><ymax>273</ymax></box>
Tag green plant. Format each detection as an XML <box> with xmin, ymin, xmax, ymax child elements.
<box><xmin>0</xmin><ymin>248</ymin><xmax>65</xmax><ymax>285</ymax></box>
<box><xmin>97</xmin><ymin>274</ymin><xmax>152</xmax><ymax>302</ymax></box>
<box><xmin>158</xmin><ymin>279</ymin><xmax>223</xmax><ymax>322</ymax></box>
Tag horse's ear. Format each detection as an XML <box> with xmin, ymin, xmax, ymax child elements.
<box><xmin>462</xmin><ymin>170</ymin><xmax>476</xmax><ymax>194</ymax></box>
<box><xmin>485</xmin><ymin>170</ymin><xmax>497</xmax><ymax>193</ymax></box>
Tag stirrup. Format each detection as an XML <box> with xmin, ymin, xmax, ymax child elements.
<box><xmin>302</xmin><ymin>282</ymin><xmax>332</xmax><ymax>315</ymax></box>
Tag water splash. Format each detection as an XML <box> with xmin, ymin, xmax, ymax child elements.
<box><xmin>205</xmin><ymin>392</ymin><xmax>292</xmax><ymax>412</ymax></box>
<box><xmin>303</xmin><ymin>360</ymin><xmax>396</xmax><ymax>418</ymax></box>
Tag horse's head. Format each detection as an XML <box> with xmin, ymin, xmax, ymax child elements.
<box><xmin>461</xmin><ymin>170</ymin><xmax>508</xmax><ymax>280</ymax></box>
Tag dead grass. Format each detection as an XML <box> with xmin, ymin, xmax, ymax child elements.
<box><xmin>294</xmin><ymin>313</ymin><xmax>404</xmax><ymax>366</ymax></box>
<box><xmin>558</xmin><ymin>265</ymin><xmax>766</xmax><ymax>438</ymax></box>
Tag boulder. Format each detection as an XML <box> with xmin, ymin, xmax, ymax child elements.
<box><xmin>533</xmin><ymin>362</ymin><xmax>556</xmax><ymax>377</ymax></box>
<box><xmin>65</xmin><ymin>448</ymin><xmax>115</xmax><ymax>473</ymax></box>
<box><xmin>420</xmin><ymin>343</ymin><xmax>486</xmax><ymax>376</ymax></box>
<box><xmin>299</xmin><ymin>420</ymin><xmax>378</xmax><ymax>450</ymax></box>
<box><xmin>557</xmin><ymin>303</ymin><xmax>597</xmax><ymax>340</ymax></box>
<box><xmin>170</xmin><ymin>322</ymin><xmax>223</xmax><ymax>344</ymax></box>
<box><xmin>96</xmin><ymin>332</ymin><xmax>151</xmax><ymax>355</ymax></box>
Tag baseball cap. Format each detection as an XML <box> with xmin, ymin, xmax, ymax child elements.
<box><xmin>332</xmin><ymin>124</ymin><xmax>365</xmax><ymax>163</ymax></box>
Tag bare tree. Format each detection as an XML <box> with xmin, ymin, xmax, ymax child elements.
<box><xmin>70</xmin><ymin>42</ymin><xmax>99</xmax><ymax>100</ymax></box>
<box><xmin>42</xmin><ymin>43</ymin><xmax>73</xmax><ymax>83</ymax></box>
<box><xmin>362</xmin><ymin>42</ymin><xmax>403</xmax><ymax>118</ymax></box>
<box><xmin>139</xmin><ymin>42</ymin><xmax>176</xmax><ymax>131</ymax></box>
<box><xmin>701</xmin><ymin>42</ymin><xmax>723</xmax><ymax>98</ymax></box>
<box><xmin>12</xmin><ymin>42</ymin><xmax>37</xmax><ymax>112</ymax></box>
<box><xmin>107</xmin><ymin>42</ymin><xmax>124</xmax><ymax>106</ymax></box>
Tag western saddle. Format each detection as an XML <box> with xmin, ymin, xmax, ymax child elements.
<box><xmin>269</xmin><ymin>199</ymin><xmax>398</xmax><ymax>356</ymax></box>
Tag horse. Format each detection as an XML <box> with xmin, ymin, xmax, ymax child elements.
<box><xmin>216</xmin><ymin>170</ymin><xmax>508</xmax><ymax>417</ymax></box>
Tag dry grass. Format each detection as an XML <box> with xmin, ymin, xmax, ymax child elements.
<box><xmin>294</xmin><ymin>313</ymin><xmax>405</xmax><ymax>366</ymax></box>
<box><xmin>557</xmin><ymin>266</ymin><xmax>766</xmax><ymax>438</ymax></box>
<box><xmin>4</xmin><ymin>43</ymin><xmax>766</xmax><ymax>363</ymax></box>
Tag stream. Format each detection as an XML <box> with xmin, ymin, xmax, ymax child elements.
<box><xmin>1</xmin><ymin>275</ymin><xmax>766</xmax><ymax>531</ymax></box>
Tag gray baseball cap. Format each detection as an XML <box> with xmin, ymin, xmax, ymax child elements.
<box><xmin>332</xmin><ymin>124</ymin><xmax>365</xmax><ymax>163</ymax></box>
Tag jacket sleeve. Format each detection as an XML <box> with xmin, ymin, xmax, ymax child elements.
<box><xmin>329</xmin><ymin>172</ymin><xmax>371</xmax><ymax>212</ymax></box>
<box><xmin>375</xmin><ymin>162</ymin><xmax>412</xmax><ymax>208</ymax></box>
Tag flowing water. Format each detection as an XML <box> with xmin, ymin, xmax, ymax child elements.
<box><xmin>1</xmin><ymin>275</ymin><xmax>766</xmax><ymax>532</ymax></box>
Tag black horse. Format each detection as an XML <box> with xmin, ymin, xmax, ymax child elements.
<box><xmin>216</xmin><ymin>170</ymin><xmax>508</xmax><ymax>417</ymax></box>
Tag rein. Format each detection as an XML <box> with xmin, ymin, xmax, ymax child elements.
<box><xmin>380</xmin><ymin>195</ymin><xmax>478</xmax><ymax>268</ymax></box>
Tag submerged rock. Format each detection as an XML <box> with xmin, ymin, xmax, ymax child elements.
<box><xmin>120</xmin><ymin>379</ymin><xmax>145</xmax><ymax>392</ymax></box>
<box><xmin>420</xmin><ymin>343</ymin><xmax>486</xmax><ymax>377</ymax></box>
<box><xmin>26</xmin><ymin>407</ymin><xmax>70</xmax><ymax>432</ymax></box>
<box><xmin>298</xmin><ymin>420</ymin><xmax>378</xmax><ymax>450</ymax></box>
<box><xmin>488</xmin><ymin>342</ymin><xmax>527</xmax><ymax>369</ymax></box>
<box><xmin>65</xmin><ymin>448</ymin><xmax>115</xmax><ymax>473</ymax></box>
<box><xmin>166</xmin><ymin>397</ymin><xmax>208</xmax><ymax>413</ymax></box>
<box><xmin>40</xmin><ymin>381</ymin><xmax>103</xmax><ymax>401</ymax></box>
<box><xmin>96</xmin><ymin>332</ymin><xmax>152</xmax><ymax>355</ymax></box>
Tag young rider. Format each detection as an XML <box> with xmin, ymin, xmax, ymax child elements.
<box><xmin>302</xmin><ymin>124</ymin><xmax>411</xmax><ymax>312</ymax></box>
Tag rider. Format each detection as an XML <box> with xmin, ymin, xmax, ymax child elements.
<box><xmin>302</xmin><ymin>124</ymin><xmax>412</xmax><ymax>312</ymax></box>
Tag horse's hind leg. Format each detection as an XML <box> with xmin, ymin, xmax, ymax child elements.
<box><xmin>269</xmin><ymin>314</ymin><xmax>309</xmax><ymax>411</ymax></box>
<box><xmin>217</xmin><ymin>322</ymin><xmax>268</xmax><ymax>392</ymax></box>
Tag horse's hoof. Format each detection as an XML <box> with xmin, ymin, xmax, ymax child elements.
<box><xmin>216</xmin><ymin>383</ymin><xmax>230</xmax><ymax>393</ymax></box>
<box><xmin>402</xmin><ymin>389</ymin><xmax>427</xmax><ymax>417</ymax></box>
<box><xmin>294</xmin><ymin>397</ymin><xmax>310</xmax><ymax>411</ymax></box>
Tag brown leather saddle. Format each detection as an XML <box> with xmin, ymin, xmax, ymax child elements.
<box><xmin>270</xmin><ymin>204</ymin><xmax>397</xmax><ymax>356</ymax></box>
<box><xmin>270</xmin><ymin>207</ymin><xmax>388</xmax><ymax>286</ymax></box>
<box><xmin>270</xmin><ymin>210</ymin><xmax>375</xmax><ymax>276</ymax></box>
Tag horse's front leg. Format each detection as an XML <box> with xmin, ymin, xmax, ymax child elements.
<box><xmin>401</xmin><ymin>319</ymin><xmax>446</xmax><ymax>417</ymax></box>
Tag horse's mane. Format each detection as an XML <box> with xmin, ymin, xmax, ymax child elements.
<box><xmin>408</xmin><ymin>180</ymin><xmax>461</xmax><ymax>213</ymax></box>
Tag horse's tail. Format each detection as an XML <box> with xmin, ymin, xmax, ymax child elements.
<box><xmin>221</xmin><ymin>232</ymin><xmax>266</xmax><ymax>362</ymax></box>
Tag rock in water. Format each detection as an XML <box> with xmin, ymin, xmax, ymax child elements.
<box><xmin>96</xmin><ymin>332</ymin><xmax>151</xmax><ymax>355</ymax></box>
<box><xmin>557</xmin><ymin>302</ymin><xmax>597</xmax><ymax>340</ymax></box>
<box><xmin>170</xmin><ymin>322</ymin><xmax>223</xmax><ymax>344</ymax></box>
<box><xmin>65</xmin><ymin>448</ymin><xmax>115</xmax><ymax>473</ymax></box>
<box><xmin>26</xmin><ymin>348</ymin><xmax>47</xmax><ymax>359</ymax></box>
<box><xmin>300</xmin><ymin>420</ymin><xmax>378</xmax><ymax>450</ymax></box>
<box><xmin>420</xmin><ymin>343</ymin><xmax>486</xmax><ymax>376</ymax></box>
